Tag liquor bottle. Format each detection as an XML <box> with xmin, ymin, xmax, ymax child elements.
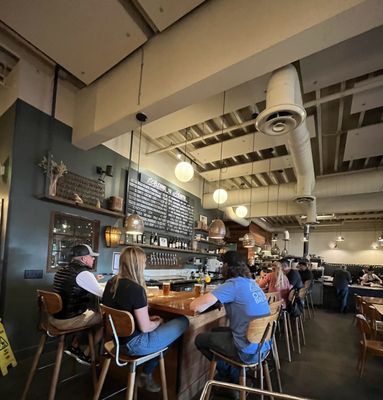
<box><xmin>154</xmin><ymin>233</ymin><xmax>158</xmax><ymax>246</ymax></box>
<box><xmin>142</xmin><ymin>232</ymin><xmax>146</xmax><ymax>244</ymax></box>
<box><xmin>150</xmin><ymin>232</ymin><xmax>154</xmax><ymax>245</ymax></box>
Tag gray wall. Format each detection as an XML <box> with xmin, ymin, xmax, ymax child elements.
<box><xmin>1</xmin><ymin>100</ymin><xmax>217</xmax><ymax>359</ymax></box>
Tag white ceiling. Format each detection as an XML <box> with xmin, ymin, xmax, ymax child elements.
<box><xmin>1</xmin><ymin>1</ymin><xmax>383</xmax><ymax>230</ymax></box>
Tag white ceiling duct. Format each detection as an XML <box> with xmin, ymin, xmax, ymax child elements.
<box><xmin>224</xmin><ymin>207</ymin><xmax>250</xmax><ymax>227</ymax></box>
<box><xmin>225</xmin><ymin>64</ymin><xmax>316</xmax><ymax>228</ymax></box>
<box><xmin>203</xmin><ymin>169</ymin><xmax>383</xmax><ymax>209</ymax></box>
<box><xmin>255</xmin><ymin>65</ymin><xmax>306</xmax><ymax>136</ymax></box>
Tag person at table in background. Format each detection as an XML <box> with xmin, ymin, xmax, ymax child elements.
<box><xmin>281</xmin><ymin>258</ymin><xmax>303</xmax><ymax>291</ymax></box>
<box><xmin>51</xmin><ymin>244</ymin><xmax>104</xmax><ymax>365</ymax></box>
<box><xmin>190</xmin><ymin>251</ymin><xmax>270</xmax><ymax>383</ymax></box>
<box><xmin>102</xmin><ymin>246</ymin><xmax>189</xmax><ymax>393</ymax></box>
<box><xmin>259</xmin><ymin>261</ymin><xmax>292</xmax><ymax>308</ymax></box>
<box><xmin>332</xmin><ymin>265</ymin><xmax>352</xmax><ymax>313</ymax></box>
<box><xmin>361</xmin><ymin>267</ymin><xmax>383</xmax><ymax>285</ymax></box>
<box><xmin>298</xmin><ymin>261</ymin><xmax>314</xmax><ymax>284</ymax></box>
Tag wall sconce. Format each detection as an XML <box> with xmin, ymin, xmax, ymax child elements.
<box><xmin>97</xmin><ymin>165</ymin><xmax>113</xmax><ymax>183</ymax></box>
<box><xmin>104</xmin><ymin>226</ymin><xmax>122</xmax><ymax>247</ymax></box>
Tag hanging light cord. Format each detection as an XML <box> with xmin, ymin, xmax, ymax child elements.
<box><xmin>137</xmin><ymin>123</ymin><xmax>143</xmax><ymax>176</ymax></box>
<box><xmin>267</xmin><ymin>158</ymin><xmax>271</xmax><ymax>217</ymax></box>
<box><xmin>249</xmin><ymin>130</ymin><xmax>256</xmax><ymax>216</ymax></box>
<box><xmin>217</xmin><ymin>91</ymin><xmax>226</xmax><ymax>206</ymax></box>
<box><xmin>137</xmin><ymin>48</ymin><xmax>144</xmax><ymax>106</ymax></box>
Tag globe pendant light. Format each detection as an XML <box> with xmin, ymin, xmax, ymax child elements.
<box><xmin>243</xmin><ymin>232</ymin><xmax>256</xmax><ymax>248</ymax></box>
<box><xmin>126</xmin><ymin>112</ymin><xmax>147</xmax><ymax>235</ymax></box>
<box><xmin>209</xmin><ymin>92</ymin><xmax>227</xmax><ymax>240</ymax></box>
<box><xmin>175</xmin><ymin>161</ymin><xmax>194</xmax><ymax>182</ymax></box>
<box><xmin>175</xmin><ymin>128</ymin><xmax>194</xmax><ymax>182</ymax></box>
<box><xmin>235</xmin><ymin>205</ymin><xmax>248</xmax><ymax>218</ymax></box>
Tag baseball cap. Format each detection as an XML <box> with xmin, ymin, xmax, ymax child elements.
<box><xmin>69</xmin><ymin>244</ymin><xmax>99</xmax><ymax>258</ymax></box>
<box><xmin>221</xmin><ymin>251</ymin><xmax>244</xmax><ymax>267</ymax></box>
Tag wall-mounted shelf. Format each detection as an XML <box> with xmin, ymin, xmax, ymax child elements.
<box><xmin>196</xmin><ymin>239</ymin><xmax>225</xmax><ymax>247</ymax></box>
<box><xmin>38</xmin><ymin>195</ymin><xmax>125</xmax><ymax>218</ymax></box>
<box><xmin>124</xmin><ymin>242</ymin><xmax>221</xmax><ymax>256</ymax></box>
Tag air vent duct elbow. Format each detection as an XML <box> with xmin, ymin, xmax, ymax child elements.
<box><xmin>255</xmin><ymin>64</ymin><xmax>306</xmax><ymax>136</ymax></box>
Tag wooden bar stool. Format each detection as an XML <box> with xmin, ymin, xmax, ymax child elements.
<box><xmin>93</xmin><ymin>304</ymin><xmax>168</xmax><ymax>400</ymax></box>
<box><xmin>22</xmin><ymin>290</ymin><xmax>97</xmax><ymax>400</ymax></box>
<box><xmin>206</xmin><ymin>310</ymin><xmax>282</xmax><ymax>400</ymax></box>
<box><xmin>303</xmin><ymin>280</ymin><xmax>314</xmax><ymax>319</ymax></box>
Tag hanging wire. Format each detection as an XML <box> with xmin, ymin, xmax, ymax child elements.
<box><xmin>249</xmin><ymin>130</ymin><xmax>256</xmax><ymax>216</ymax></box>
<box><xmin>137</xmin><ymin>122</ymin><xmax>143</xmax><ymax>176</ymax></box>
<box><xmin>137</xmin><ymin>47</ymin><xmax>144</xmax><ymax>106</ymax></box>
<box><xmin>217</xmin><ymin>91</ymin><xmax>226</xmax><ymax>205</ymax></box>
<box><xmin>266</xmin><ymin>158</ymin><xmax>271</xmax><ymax>217</ymax></box>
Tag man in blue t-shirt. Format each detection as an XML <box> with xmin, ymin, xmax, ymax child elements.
<box><xmin>190</xmin><ymin>251</ymin><xmax>270</xmax><ymax>378</ymax></box>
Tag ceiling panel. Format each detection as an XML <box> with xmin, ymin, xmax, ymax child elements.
<box><xmin>137</xmin><ymin>0</ymin><xmax>205</xmax><ymax>32</ymax></box>
<box><xmin>0</xmin><ymin>0</ymin><xmax>147</xmax><ymax>84</ymax></box>
<box><xmin>300</xmin><ymin>26</ymin><xmax>383</xmax><ymax>93</ymax></box>
<box><xmin>343</xmin><ymin>122</ymin><xmax>383</xmax><ymax>161</ymax></box>
<box><xmin>351</xmin><ymin>77</ymin><xmax>383</xmax><ymax>114</ymax></box>
<box><xmin>200</xmin><ymin>155</ymin><xmax>293</xmax><ymax>181</ymax></box>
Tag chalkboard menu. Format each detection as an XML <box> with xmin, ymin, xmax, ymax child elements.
<box><xmin>56</xmin><ymin>172</ymin><xmax>104</xmax><ymax>206</ymax></box>
<box><xmin>127</xmin><ymin>173</ymin><xmax>194</xmax><ymax>236</ymax></box>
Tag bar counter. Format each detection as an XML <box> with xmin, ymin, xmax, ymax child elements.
<box><xmin>148</xmin><ymin>289</ymin><xmax>227</xmax><ymax>400</ymax></box>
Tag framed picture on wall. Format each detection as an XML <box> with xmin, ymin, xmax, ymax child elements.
<box><xmin>112</xmin><ymin>252</ymin><xmax>120</xmax><ymax>274</ymax></box>
<box><xmin>159</xmin><ymin>236</ymin><xmax>168</xmax><ymax>247</ymax></box>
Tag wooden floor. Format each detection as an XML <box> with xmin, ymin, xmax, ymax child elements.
<box><xmin>2</xmin><ymin>309</ymin><xmax>383</xmax><ymax>399</ymax></box>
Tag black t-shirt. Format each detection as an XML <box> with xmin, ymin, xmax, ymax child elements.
<box><xmin>287</xmin><ymin>269</ymin><xmax>304</xmax><ymax>290</ymax></box>
<box><xmin>299</xmin><ymin>269</ymin><xmax>313</xmax><ymax>283</ymax></box>
<box><xmin>102</xmin><ymin>277</ymin><xmax>147</xmax><ymax>343</ymax></box>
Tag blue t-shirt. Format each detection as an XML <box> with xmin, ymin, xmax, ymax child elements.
<box><xmin>212</xmin><ymin>277</ymin><xmax>270</xmax><ymax>362</ymax></box>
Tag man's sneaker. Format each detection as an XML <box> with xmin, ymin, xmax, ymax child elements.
<box><xmin>75</xmin><ymin>351</ymin><xmax>92</xmax><ymax>367</ymax></box>
<box><xmin>64</xmin><ymin>346</ymin><xmax>81</xmax><ymax>360</ymax></box>
<box><xmin>137</xmin><ymin>373</ymin><xmax>161</xmax><ymax>393</ymax></box>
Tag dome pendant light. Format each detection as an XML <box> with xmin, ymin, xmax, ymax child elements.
<box><xmin>175</xmin><ymin>127</ymin><xmax>194</xmax><ymax>182</ymax></box>
<box><xmin>125</xmin><ymin>111</ymin><xmax>147</xmax><ymax>235</ymax></box>
<box><xmin>209</xmin><ymin>92</ymin><xmax>227</xmax><ymax>240</ymax></box>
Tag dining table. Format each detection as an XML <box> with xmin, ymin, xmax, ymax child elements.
<box><xmin>372</xmin><ymin>303</ymin><xmax>383</xmax><ymax>315</ymax></box>
<box><xmin>361</xmin><ymin>296</ymin><xmax>383</xmax><ymax>305</ymax></box>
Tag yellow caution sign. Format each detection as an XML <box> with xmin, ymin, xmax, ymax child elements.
<box><xmin>0</xmin><ymin>319</ymin><xmax>17</xmax><ymax>376</ymax></box>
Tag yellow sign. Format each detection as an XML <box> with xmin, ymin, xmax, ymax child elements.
<box><xmin>0</xmin><ymin>319</ymin><xmax>17</xmax><ymax>376</ymax></box>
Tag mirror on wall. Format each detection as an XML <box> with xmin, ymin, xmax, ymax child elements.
<box><xmin>47</xmin><ymin>211</ymin><xmax>100</xmax><ymax>272</ymax></box>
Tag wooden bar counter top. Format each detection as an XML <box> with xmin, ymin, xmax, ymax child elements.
<box><xmin>146</xmin><ymin>289</ymin><xmax>227</xmax><ymax>400</ymax></box>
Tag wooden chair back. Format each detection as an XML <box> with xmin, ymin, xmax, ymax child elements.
<box><xmin>266</xmin><ymin>292</ymin><xmax>281</xmax><ymax>304</ymax></box>
<box><xmin>304</xmin><ymin>279</ymin><xmax>312</xmax><ymax>288</ymax></box>
<box><xmin>361</xmin><ymin>301</ymin><xmax>371</xmax><ymax>316</ymax></box>
<box><xmin>298</xmin><ymin>287</ymin><xmax>307</xmax><ymax>300</ymax></box>
<box><xmin>356</xmin><ymin>314</ymin><xmax>371</xmax><ymax>344</ymax></box>
<box><xmin>37</xmin><ymin>290</ymin><xmax>62</xmax><ymax>315</ymax></box>
<box><xmin>247</xmin><ymin>314</ymin><xmax>276</xmax><ymax>344</ymax></box>
<box><xmin>100</xmin><ymin>304</ymin><xmax>135</xmax><ymax>342</ymax></box>
<box><xmin>355</xmin><ymin>295</ymin><xmax>363</xmax><ymax>313</ymax></box>
<box><xmin>269</xmin><ymin>300</ymin><xmax>283</xmax><ymax>316</ymax></box>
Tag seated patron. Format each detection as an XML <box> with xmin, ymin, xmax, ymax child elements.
<box><xmin>259</xmin><ymin>261</ymin><xmax>292</xmax><ymax>308</ymax></box>
<box><xmin>298</xmin><ymin>261</ymin><xmax>314</xmax><ymax>283</ymax></box>
<box><xmin>361</xmin><ymin>267</ymin><xmax>382</xmax><ymax>285</ymax></box>
<box><xmin>282</xmin><ymin>259</ymin><xmax>303</xmax><ymax>291</ymax></box>
<box><xmin>52</xmin><ymin>244</ymin><xmax>104</xmax><ymax>365</ymax></box>
<box><xmin>190</xmin><ymin>251</ymin><xmax>270</xmax><ymax>382</ymax></box>
<box><xmin>102</xmin><ymin>246</ymin><xmax>189</xmax><ymax>392</ymax></box>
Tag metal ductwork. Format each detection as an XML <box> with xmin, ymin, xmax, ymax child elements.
<box><xmin>204</xmin><ymin>169</ymin><xmax>383</xmax><ymax>209</ymax></box>
<box><xmin>224</xmin><ymin>207</ymin><xmax>250</xmax><ymax>227</ymax></box>
<box><xmin>255</xmin><ymin>65</ymin><xmax>306</xmax><ymax>136</ymax></box>
<box><xmin>222</xmin><ymin>64</ymin><xmax>317</xmax><ymax>228</ymax></box>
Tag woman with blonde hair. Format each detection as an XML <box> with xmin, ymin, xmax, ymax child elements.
<box><xmin>102</xmin><ymin>246</ymin><xmax>189</xmax><ymax>392</ymax></box>
<box><xmin>258</xmin><ymin>261</ymin><xmax>292</xmax><ymax>307</ymax></box>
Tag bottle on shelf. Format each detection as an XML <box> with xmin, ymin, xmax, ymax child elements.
<box><xmin>153</xmin><ymin>233</ymin><xmax>158</xmax><ymax>246</ymax></box>
<box><xmin>142</xmin><ymin>232</ymin><xmax>146</xmax><ymax>244</ymax></box>
<box><xmin>150</xmin><ymin>232</ymin><xmax>154</xmax><ymax>245</ymax></box>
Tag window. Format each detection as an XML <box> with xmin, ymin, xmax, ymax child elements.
<box><xmin>47</xmin><ymin>211</ymin><xmax>100</xmax><ymax>272</ymax></box>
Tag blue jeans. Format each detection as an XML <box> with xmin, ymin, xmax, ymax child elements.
<box><xmin>125</xmin><ymin>316</ymin><xmax>189</xmax><ymax>374</ymax></box>
<box><xmin>336</xmin><ymin>287</ymin><xmax>349</xmax><ymax>313</ymax></box>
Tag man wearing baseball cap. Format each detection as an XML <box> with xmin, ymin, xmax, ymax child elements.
<box><xmin>50</xmin><ymin>244</ymin><xmax>104</xmax><ymax>365</ymax></box>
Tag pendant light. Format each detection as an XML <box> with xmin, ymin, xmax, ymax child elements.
<box><xmin>175</xmin><ymin>127</ymin><xmax>194</xmax><ymax>182</ymax></box>
<box><xmin>235</xmin><ymin>205</ymin><xmax>248</xmax><ymax>218</ymax></box>
<box><xmin>209</xmin><ymin>92</ymin><xmax>227</xmax><ymax>240</ymax></box>
<box><xmin>125</xmin><ymin>112</ymin><xmax>147</xmax><ymax>235</ymax></box>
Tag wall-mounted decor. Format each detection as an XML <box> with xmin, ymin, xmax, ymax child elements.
<box><xmin>38</xmin><ymin>155</ymin><xmax>68</xmax><ymax>196</ymax></box>
<box><xmin>159</xmin><ymin>236</ymin><xmax>168</xmax><ymax>247</ymax></box>
<box><xmin>47</xmin><ymin>211</ymin><xmax>100</xmax><ymax>272</ymax></box>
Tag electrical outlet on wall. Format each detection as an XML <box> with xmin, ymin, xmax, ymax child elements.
<box><xmin>24</xmin><ymin>269</ymin><xmax>43</xmax><ymax>279</ymax></box>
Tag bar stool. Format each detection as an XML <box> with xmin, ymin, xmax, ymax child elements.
<box><xmin>303</xmin><ymin>280</ymin><xmax>314</xmax><ymax>319</ymax></box>
<box><xmin>22</xmin><ymin>290</ymin><xmax>98</xmax><ymax>400</ymax></box>
<box><xmin>93</xmin><ymin>304</ymin><xmax>168</xmax><ymax>400</ymax></box>
<box><xmin>206</xmin><ymin>310</ymin><xmax>281</xmax><ymax>400</ymax></box>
